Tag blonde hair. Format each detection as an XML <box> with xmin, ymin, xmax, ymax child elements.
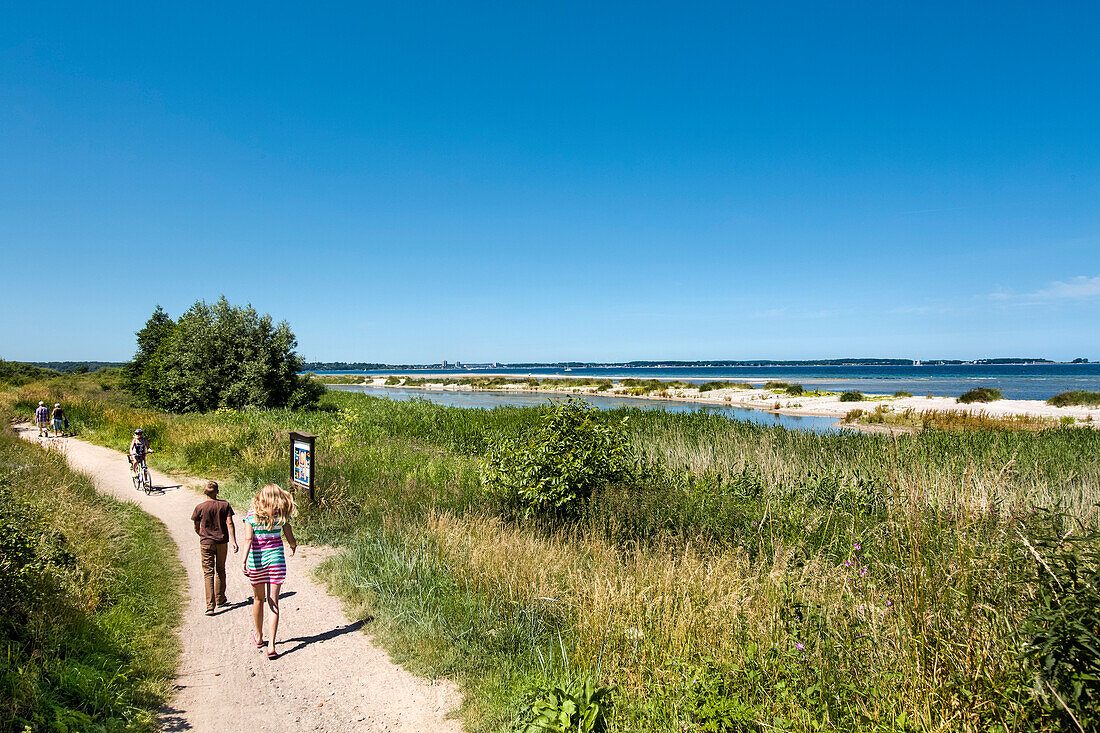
<box><xmin>250</xmin><ymin>483</ymin><xmax>298</xmax><ymax>529</ymax></box>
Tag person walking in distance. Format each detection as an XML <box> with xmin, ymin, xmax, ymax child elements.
<box><xmin>240</xmin><ymin>484</ymin><xmax>297</xmax><ymax>659</ymax></box>
<box><xmin>191</xmin><ymin>481</ymin><xmax>239</xmax><ymax>616</ymax></box>
<box><xmin>34</xmin><ymin>401</ymin><xmax>49</xmax><ymax>437</ymax></box>
<box><xmin>50</xmin><ymin>403</ymin><xmax>65</xmax><ymax>437</ymax></box>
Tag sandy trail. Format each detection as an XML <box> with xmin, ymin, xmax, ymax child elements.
<box><xmin>16</xmin><ymin>426</ymin><xmax>462</xmax><ymax>733</ymax></box>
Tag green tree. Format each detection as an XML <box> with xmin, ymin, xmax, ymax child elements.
<box><xmin>127</xmin><ymin>298</ymin><xmax>322</xmax><ymax>412</ymax></box>
<box><xmin>481</xmin><ymin>398</ymin><xmax>628</xmax><ymax>517</ymax></box>
<box><xmin>125</xmin><ymin>305</ymin><xmax>175</xmax><ymax>405</ymax></box>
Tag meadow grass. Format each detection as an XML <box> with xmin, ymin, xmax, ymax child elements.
<box><xmin>843</xmin><ymin>406</ymin><xmax>1075</xmax><ymax>432</ymax></box>
<box><xmin>3</xmin><ymin>378</ymin><xmax>1098</xmax><ymax>731</ymax></box>
<box><xmin>0</xmin><ymin>427</ymin><xmax>183</xmax><ymax>732</ymax></box>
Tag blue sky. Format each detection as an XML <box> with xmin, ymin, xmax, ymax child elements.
<box><xmin>2</xmin><ymin>2</ymin><xmax>1098</xmax><ymax>363</ymax></box>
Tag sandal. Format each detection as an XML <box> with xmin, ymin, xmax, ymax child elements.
<box><xmin>252</xmin><ymin>632</ymin><xmax>265</xmax><ymax>648</ymax></box>
<box><xmin>265</xmin><ymin>648</ymin><xmax>278</xmax><ymax>660</ymax></box>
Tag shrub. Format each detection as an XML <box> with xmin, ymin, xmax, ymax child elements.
<box><xmin>1048</xmin><ymin>391</ymin><xmax>1100</xmax><ymax>408</ymax></box>
<box><xmin>958</xmin><ymin>388</ymin><xmax>1003</xmax><ymax>404</ymax></box>
<box><xmin>516</xmin><ymin>676</ymin><xmax>614</xmax><ymax>733</ymax></box>
<box><xmin>764</xmin><ymin>381</ymin><xmax>789</xmax><ymax>390</ymax></box>
<box><xmin>893</xmin><ymin>391</ymin><xmax>913</xmax><ymax>398</ymax></box>
<box><xmin>839</xmin><ymin>391</ymin><xmax>864</xmax><ymax>402</ymax></box>
<box><xmin>1020</xmin><ymin>533</ymin><xmax>1100</xmax><ymax>730</ymax></box>
<box><xmin>784</xmin><ymin>384</ymin><xmax>804</xmax><ymax>396</ymax></box>
<box><xmin>698</xmin><ymin>381</ymin><xmax>753</xmax><ymax>393</ymax></box>
<box><xmin>385</xmin><ymin>376</ymin><xmax>401</xmax><ymax>385</ymax></box>
<box><xmin>482</xmin><ymin>399</ymin><xmax>628</xmax><ymax>516</ymax></box>
<box><xmin>125</xmin><ymin>298</ymin><xmax>318</xmax><ymax>412</ymax></box>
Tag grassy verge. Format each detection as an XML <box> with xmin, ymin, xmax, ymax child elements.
<box><xmin>4</xmin><ymin>378</ymin><xmax>1098</xmax><ymax>731</ymax></box>
<box><xmin>0</xmin><ymin>427</ymin><xmax>183</xmax><ymax>732</ymax></box>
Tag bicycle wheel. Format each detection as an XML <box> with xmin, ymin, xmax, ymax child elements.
<box><xmin>142</xmin><ymin>466</ymin><xmax>153</xmax><ymax>494</ymax></box>
<box><xmin>132</xmin><ymin>468</ymin><xmax>141</xmax><ymax>490</ymax></box>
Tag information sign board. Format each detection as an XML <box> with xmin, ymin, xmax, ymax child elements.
<box><xmin>289</xmin><ymin>431</ymin><xmax>316</xmax><ymax>502</ymax></box>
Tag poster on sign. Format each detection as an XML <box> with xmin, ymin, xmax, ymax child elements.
<box><xmin>289</xmin><ymin>431</ymin><xmax>316</xmax><ymax>501</ymax></box>
<box><xmin>293</xmin><ymin>440</ymin><xmax>310</xmax><ymax>486</ymax></box>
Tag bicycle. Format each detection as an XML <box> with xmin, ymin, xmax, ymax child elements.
<box><xmin>131</xmin><ymin>455</ymin><xmax>153</xmax><ymax>494</ymax></box>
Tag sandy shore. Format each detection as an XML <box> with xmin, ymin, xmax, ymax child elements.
<box><xmin>331</xmin><ymin>375</ymin><xmax>1100</xmax><ymax>428</ymax></box>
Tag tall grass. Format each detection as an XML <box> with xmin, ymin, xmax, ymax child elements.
<box><xmin>3</xmin><ymin>378</ymin><xmax>1097</xmax><ymax>731</ymax></box>
<box><xmin>0</xmin><ymin>428</ymin><xmax>183</xmax><ymax>731</ymax></box>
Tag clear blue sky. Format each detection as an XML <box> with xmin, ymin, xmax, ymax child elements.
<box><xmin>3</xmin><ymin>2</ymin><xmax>1098</xmax><ymax>363</ymax></box>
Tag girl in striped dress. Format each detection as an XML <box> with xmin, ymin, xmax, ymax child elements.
<box><xmin>241</xmin><ymin>483</ymin><xmax>298</xmax><ymax>659</ymax></box>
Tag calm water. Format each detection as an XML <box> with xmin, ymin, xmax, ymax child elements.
<box><xmin>323</xmin><ymin>363</ymin><xmax>1100</xmax><ymax>401</ymax></box>
<box><xmin>330</xmin><ymin>385</ymin><xmax>843</xmax><ymax>433</ymax></box>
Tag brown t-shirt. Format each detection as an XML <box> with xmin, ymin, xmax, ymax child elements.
<box><xmin>191</xmin><ymin>499</ymin><xmax>234</xmax><ymax>545</ymax></box>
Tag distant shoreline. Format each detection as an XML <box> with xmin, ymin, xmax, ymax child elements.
<box><xmin>323</xmin><ymin>375</ymin><xmax>1100</xmax><ymax>432</ymax></box>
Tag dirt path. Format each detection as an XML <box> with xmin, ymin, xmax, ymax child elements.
<box><xmin>16</xmin><ymin>427</ymin><xmax>462</xmax><ymax>733</ymax></box>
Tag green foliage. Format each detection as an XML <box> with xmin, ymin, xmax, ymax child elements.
<box><xmin>689</xmin><ymin>667</ymin><xmax>762</xmax><ymax>733</ymax></box>
<box><xmin>1048</xmin><ymin>391</ymin><xmax>1100</xmax><ymax>408</ymax></box>
<box><xmin>839</xmin><ymin>391</ymin><xmax>864</xmax><ymax>402</ymax></box>
<box><xmin>124</xmin><ymin>304</ymin><xmax>176</xmax><ymax>404</ymax></box>
<box><xmin>0</xmin><ymin>360</ymin><xmax>59</xmax><ymax>387</ymax></box>
<box><xmin>764</xmin><ymin>381</ymin><xmax>790</xmax><ymax>389</ymax></box>
<box><xmin>619</xmin><ymin>379</ymin><xmax>691</xmax><ymax>395</ymax></box>
<box><xmin>1020</xmin><ymin>528</ymin><xmax>1100</xmax><ymax>729</ymax></box>
<box><xmin>516</xmin><ymin>677</ymin><xmax>615</xmax><ymax>733</ymax></box>
<box><xmin>385</xmin><ymin>375</ymin><xmax>402</xmax><ymax>385</ymax></box>
<box><xmin>893</xmin><ymin>391</ymin><xmax>913</xmax><ymax>398</ymax></box>
<box><xmin>784</xmin><ymin>384</ymin><xmax>804</xmax><ymax>396</ymax></box>
<box><xmin>0</xmin><ymin>431</ymin><xmax>182</xmax><ymax>731</ymax></box>
<box><xmin>0</xmin><ymin>489</ymin><xmax>74</xmax><ymax>628</ymax></box>
<box><xmin>482</xmin><ymin>399</ymin><xmax>629</xmax><ymax>516</ymax></box>
<box><xmin>959</xmin><ymin>387</ymin><xmax>1003</xmax><ymax>404</ymax></box>
<box><xmin>697</xmin><ymin>381</ymin><xmax>754</xmax><ymax>392</ymax></box>
<box><xmin>127</xmin><ymin>297</ymin><xmax>320</xmax><ymax>412</ymax></box>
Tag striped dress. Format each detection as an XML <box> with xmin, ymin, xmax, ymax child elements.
<box><xmin>244</xmin><ymin>511</ymin><xmax>287</xmax><ymax>585</ymax></box>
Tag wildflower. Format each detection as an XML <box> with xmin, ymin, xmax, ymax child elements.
<box><xmin>844</xmin><ymin>560</ymin><xmax>852</xmax><ymax>567</ymax></box>
<box><xmin>859</xmin><ymin>568</ymin><xmax>868</xmax><ymax>576</ymax></box>
<box><xmin>795</xmin><ymin>643</ymin><xmax>804</xmax><ymax>650</ymax></box>
<box><xmin>853</xmin><ymin>543</ymin><xmax>862</xmax><ymax>551</ymax></box>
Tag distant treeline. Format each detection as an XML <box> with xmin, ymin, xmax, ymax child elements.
<box><xmin>29</xmin><ymin>361</ymin><xmax>124</xmax><ymax>373</ymax></box>
<box><xmin>302</xmin><ymin>361</ymin><xmax>391</xmax><ymax>371</ymax></box>
<box><xmin>305</xmin><ymin>357</ymin><xmax>1061</xmax><ymax>370</ymax></box>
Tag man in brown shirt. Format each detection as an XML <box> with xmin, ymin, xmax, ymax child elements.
<box><xmin>191</xmin><ymin>481</ymin><xmax>239</xmax><ymax>615</ymax></box>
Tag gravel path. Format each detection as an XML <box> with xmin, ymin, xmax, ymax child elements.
<box><xmin>17</xmin><ymin>426</ymin><xmax>462</xmax><ymax>733</ymax></box>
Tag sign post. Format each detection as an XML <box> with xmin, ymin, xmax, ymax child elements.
<box><xmin>289</xmin><ymin>431</ymin><xmax>316</xmax><ymax>503</ymax></box>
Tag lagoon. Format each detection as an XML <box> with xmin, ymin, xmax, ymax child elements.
<box><xmin>329</xmin><ymin>384</ymin><xmax>843</xmax><ymax>433</ymax></box>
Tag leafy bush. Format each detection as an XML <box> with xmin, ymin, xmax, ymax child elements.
<box><xmin>385</xmin><ymin>375</ymin><xmax>401</xmax><ymax>385</ymax></box>
<box><xmin>839</xmin><ymin>391</ymin><xmax>863</xmax><ymax>402</ymax></box>
<box><xmin>764</xmin><ymin>381</ymin><xmax>789</xmax><ymax>390</ymax></box>
<box><xmin>959</xmin><ymin>388</ymin><xmax>1003</xmax><ymax>404</ymax></box>
<box><xmin>0</xmin><ymin>360</ymin><xmax>59</xmax><ymax>388</ymax></box>
<box><xmin>482</xmin><ymin>399</ymin><xmax>629</xmax><ymax>516</ymax></box>
<box><xmin>515</xmin><ymin>676</ymin><xmax>614</xmax><ymax>733</ymax></box>
<box><xmin>893</xmin><ymin>391</ymin><xmax>913</xmax><ymax>398</ymax></box>
<box><xmin>1048</xmin><ymin>391</ymin><xmax>1100</xmax><ymax>408</ymax></box>
<box><xmin>125</xmin><ymin>298</ymin><xmax>319</xmax><ymax>412</ymax></box>
<box><xmin>698</xmin><ymin>381</ymin><xmax>754</xmax><ymax>393</ymax></box>
<box><xmin>1020</xmin><ymin>531</ymin><xmax>1100</xmax><ymax>730</ymax></box>
<box><xmin>784</xmin><ymin>384</ymin><xmax>804</xmax><ymax>396</ymax></box>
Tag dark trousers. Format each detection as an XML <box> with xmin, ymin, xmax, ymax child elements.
<box><xmin>200</xmin><ymin>542</ymin><xmax>228</xmax><ymax>611</ymax></box>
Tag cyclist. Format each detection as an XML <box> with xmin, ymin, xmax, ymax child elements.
<box><xmin>129</xmin><ymin>429</ymin><xmax>152</xmax><ymax>480</ymax></box>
